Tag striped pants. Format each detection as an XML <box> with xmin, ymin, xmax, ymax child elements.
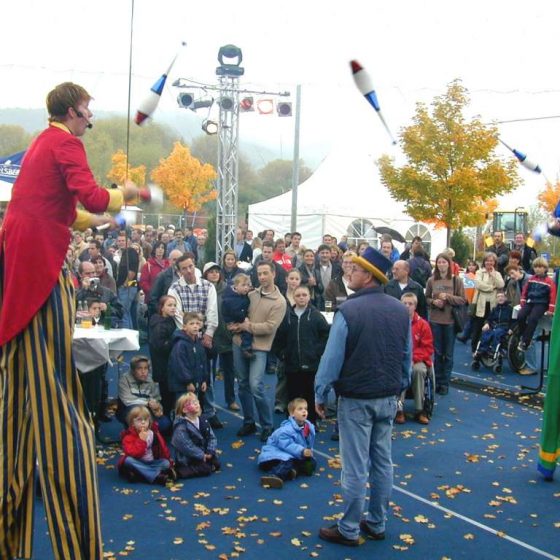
<box><xmin>0</xmin><ymin>269</ymin><xmax>102</xmax><ymax>559</ymax></box>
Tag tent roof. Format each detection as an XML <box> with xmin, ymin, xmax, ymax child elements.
<box><xmin>248</xmin><ymin>146</ymin><xmax>409</xmax><ymax>222</ymax></box>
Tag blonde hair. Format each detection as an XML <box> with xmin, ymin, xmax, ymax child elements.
<box><xmin>532</xmin><ymin>256</ymin><xmax>548</xmax><ymax>270</ymax></box>
<box><xmin>401</xmin><ymin>292</ymin><xmax>418</xmax><ymax>306</ymax></box>
<box><xmin>175</xmin><ymin>392</ymin><xmax>200</xmax><ymax>417</ymax></box>
<box><xmin>126</xmin><ymin>405</ymin><xmax>151</xmax><ymax>427</ymax></box>
<box><xmin>287</xmin><ymin>398</ymin><xmax>307</xmax><ymax>415</ymax></box>
<box><xmin>233</xmin><ymin>273</ymin><xmax>251</xmax><ymax>286</ymax></box>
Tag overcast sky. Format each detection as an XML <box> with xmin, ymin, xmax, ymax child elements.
<box><xmin>1</xmin><ymin>0</ymin><xmax>559</xmax><ymax>207</ymax></box>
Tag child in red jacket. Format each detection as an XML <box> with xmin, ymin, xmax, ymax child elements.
<box><xmin>517</xmin><ymin>257</ymin><xmax>556</xmax><ymax>352</ymax></box>
<box><xmin>396</xmin><ymin>293</ymin><xmax>434</xmax><ymax>425</ymax></box>
<box><xmin>117</xmin><ymin>405</ymin><xmax>175</xmax><ymax>485</ymax></box>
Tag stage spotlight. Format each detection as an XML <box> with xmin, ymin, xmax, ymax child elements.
<box><xmin>202</xmin><ymin>119</ymin><xmax>218</xmax><ymax>135</ymax></box>
<box><xmin>193</xmin><ymin>99</ymin><xmax>214</xmax><ymax>110</ymax></box>
<box><xmin>177</xmin><ymin>92</ymin><xmax>195</xmax><ymax>109</ymax></box>
<box><xmin>219</xmin><ymin>97</ymin><xmax>235</xmax><ymax>111</ymax></box>
<box><xmin>216</xmin><ymin>44</ymin><xmax>244</xmax><ymax>77</ymax></box>
<box><xmin>257</xmin><ymin>99</ymin><xmax>274</xmax><ymax>115</ymax></box>
<box><xmin>240</xmin><ymin>97</ymin><xmax>254</xmax><ymax>112</ymax></box>
<box><xmin>277</xmin><ymin>102</ymin><xmax>292</xmax><ymax>117</ymax></box>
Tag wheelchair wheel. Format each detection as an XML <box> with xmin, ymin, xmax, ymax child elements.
<box><xmin>507</xmin><ymin>325</ymin><xmax>526</xmax><ymax>372</ymax></box>
<box><xmin>480</xmin><ymin>353</ymin><xmax>496</xmax><ymax>369</ymax></box>
<box><xmin>423</xmin><ymin>366</ymin><xmax>436</xmax><ymax>417</ymax></box>
<box><xmin>493</xmin><ymin>364</ymin><xmax>502</xmax><ymax>374</ymax></box>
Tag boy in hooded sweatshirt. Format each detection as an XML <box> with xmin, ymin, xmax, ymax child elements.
<box><xmin>257</xmin><ymin>398</ymin><xmax>316</xmax><ymax>489</ymax></box>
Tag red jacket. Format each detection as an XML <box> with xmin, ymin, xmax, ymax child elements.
<box><xmin>273</xmin><ymin>251</ymin><xmax>293</xmax><ymax>272</ymax></box>
<box><xmin>520</xmin><ymin>274</ymin><xmax>556</xmax><ymax>313</ymax></box>
<box><xmin>411</xmin><ymin>312</ymin><xmax>434</xmax><ymax>367</ymax></box>
<box><xmin>117</xmin><ymin>422</ymin><xmax>171</xmax><ymax>472</ymax></box>
<box><xmin>0</xmin><ymin>124</ymin><xmax>120</xmax><ymax>345</ymax></box>
<box><xmin>139</xmin><ymin>257</ymin><xmax>169</xmax><ymax>300</ymax></box>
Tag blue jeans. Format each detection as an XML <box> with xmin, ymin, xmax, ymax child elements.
<box><xmin>430</xmin><ymin>322</ymin><xmax>456</xmax><ymax>389</ymax></box>
<box><xmin>259</xmin><ymin>457</ymin><xmax>317</xmax><ymax>480</ymax></box>
<box><xmin>232</xmin><ymin>346</ymin><xmax>272</xmax><ymax>430</ymax></box>
<box><xmin>123</xmin><ymin>456</ymin><xmax>170</xmax><ymax>483</ymax></box>
<box><xmin>117</xmin><ymin>286</ymin><xmax>138</xmax><ymax>329</ymax></box>
<box><xmin>337</xmin><ymin>395</ymin><xmax>397</xmax><ymax>539</ymax></box>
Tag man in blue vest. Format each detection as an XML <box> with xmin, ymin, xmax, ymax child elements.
<box><xmin>315</xmin><ymin>247</ymin><xmax>411</xmax><ymax>547</ymax></box>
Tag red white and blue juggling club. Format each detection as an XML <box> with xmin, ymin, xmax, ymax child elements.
<box><xmin>350</xmin><ymin>60</ymin><xmax>397</xmax><ymax>145</ymax></box>
<box><xmin>498</xmin><ymin>137</ymin><xmax>542</xmax><ymax>173</ymax></box>
<box><xmin>135</xmin><ymin>42</ymin><xmax>187</xmax><ymax>125</ymax></box>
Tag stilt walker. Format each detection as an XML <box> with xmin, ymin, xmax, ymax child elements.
<box><xmin>0</xmin><ymin>82</ymin><xmax>138</xmax><ymax>560</ymax></box>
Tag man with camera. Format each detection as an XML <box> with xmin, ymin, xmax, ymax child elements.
<box><xmin>76</xmin><ymin>261</ymin><xmax>123</xmax><ymax>324</ymax></box>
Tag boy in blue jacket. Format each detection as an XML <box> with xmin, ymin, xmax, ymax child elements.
<box><xmin>258</xmin><ymin>398</ymin><xmax>316</xmax><ymax>488</ymax></box>
<box><xmin>167</xmin><ymin>312</ymin><xmax>209</xmax><ymax>406</ymax></box>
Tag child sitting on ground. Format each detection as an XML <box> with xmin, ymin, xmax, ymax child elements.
<box><xmin>517</xmin><ymin>257</ymin><xmax>556</xmax><ymax>352</ymax></box>
<box><xmin>472</xmin><ymin>291</ymin><xmax>513</xmax><ymax>364</ymax></box>
<box><xmin>172</xmin><ymin>392</ymin><xmax>221</xmax><ymax>478</ymax></box>
<box><xmin>258</xmin><ymin>398</ymin><xmax>316</xmax><ymax>489</ymax></box>
<box><xmin>117</xmin><ymin>355</ymin><xmax>171</xmax><ymax>434</ymax></box>
<box><xmin>222</xmin><ymin>273</ymin><xmax>253</xmax><ymax>357</ymax></box>
<box><xmin>117</xmin><ymin>405</ymin><xmax>174</xmax><ymax>485</ymax></box>
<box><xmin>167</xmin><ymin>312</ymin><xmax>209</xmax><ymax>405</ymax></box>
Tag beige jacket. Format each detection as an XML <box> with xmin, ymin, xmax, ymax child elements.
<box><xmin>234</xmin><ymin>286</ymin><xmax>287</xmax><ymax>352</ymax></box>
<box><xmin>473</xmin><ymin>269</ymin><xmax>505</xmax><ymax>318</ymax></box>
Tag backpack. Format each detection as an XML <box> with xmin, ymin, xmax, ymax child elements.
<box><xmin>411</xmin><ymin>264</ymin><xmax>429</xmax><ymax>288</ymax></box>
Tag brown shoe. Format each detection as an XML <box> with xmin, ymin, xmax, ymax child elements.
<box><xmin>260</xmin><ymin>476</ymin><xmax>283</xmax><ymax>489</ymax></box>
<box><xmin>416</xmin><ymin>412</ymin><xmax>430</xmax><ymax>425</ymax></box>
<box><xmin>319</xmin><ymin>525</ymin><xmax>359</xmax><ymax>547</ymax></box>
<box><xmin>518</xmin><ymin>367</ymin><xmax>537</xmax><ymax>376</ymax></box>
<box><xmin>395</xmin><ymin>411</ymin><xmax>406</xmax><ymax>424</ymax></box>
<box><xmin>359</xmin><ymin>520</ymin><xmax>385</xmax><ymax>540</ymax></box>
<box><xmin>228</xmin><ymin>402</ymin><xmax>240</xmax><ymax>411</ymax></box>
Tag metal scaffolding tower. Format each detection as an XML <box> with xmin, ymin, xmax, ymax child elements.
<box><xmin>216</xmin><ymin>75</ymin><xmax>240</xmax><ymax>262</ymax></box>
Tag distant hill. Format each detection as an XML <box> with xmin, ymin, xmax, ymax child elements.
<box><xmin>0</xmin><ymin>107</ymin><xmax>325</xmax><ymax>169</ymax></box>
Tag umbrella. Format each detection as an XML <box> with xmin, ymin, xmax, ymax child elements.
<box><xmin>374</xmin><ymin>226</ymin><xmax>406</xmax><ymax>243</ymax></box>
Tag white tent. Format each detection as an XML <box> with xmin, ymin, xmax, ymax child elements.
<box><xmin>248</xmin><ymin>146</ymin><xmax>447</xmax><ymax>257</ymax></box>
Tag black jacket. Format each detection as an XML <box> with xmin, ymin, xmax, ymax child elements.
<box><xmin>384</xmin><ymin>278</ymin><xmax>428</xmax><ymax>319</ymax></box>
<box><xmin>276</xmin><ymin>304</ymin><xmax>330</xmax><ymax>373</ymax></box>
<box><xmin>148</xmin><ymin>314</ymin><xmax>177</xmax><ymax>383</ymax></box>
<box><xmin>148</xmin><ymin>266</ymin><xmax>179</xmax><ymax>316</ymax></box>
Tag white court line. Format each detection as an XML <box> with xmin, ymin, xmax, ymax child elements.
<box><xmin>217</xmin><ymin>405</ymin><xmax>558</xmax><ymax>560</ymax></box>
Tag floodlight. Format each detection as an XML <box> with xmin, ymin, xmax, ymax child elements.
<box><xmin>202</xmin><ymin>119</ymin><xmax>218</xmax><ymax>135</ymax></box>
<box><xmin>177</xmin><ymin>92</ymin><xmax>195</xmax><ymax>109</ymax></box>
<box><xmin>277</xmin><ymin>102</ymin><xmax>292</xmax><ymax>117</ymax></box>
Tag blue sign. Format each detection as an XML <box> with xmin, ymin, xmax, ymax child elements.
<box><xmin>0</xmin><ymin>151</ymin><xmax>25</xmax><ymax>183</ymax></box>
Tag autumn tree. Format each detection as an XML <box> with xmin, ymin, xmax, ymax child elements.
<box><xmin>378</xmin><ymin>80</ymin><xmax>520</xmax><ymax>245</ymax></box>
<box><xmin>151</xmin><ymin>142</ymin><xmax>217</xmax><ymax>214</ymax></box>
<box><xmin>537</xmin><ymin>179</ymin><xmax>560</xmax><ymax>214</ymax></box>
<box><xmin>0</xmin><ymin>124</ymin><xmax>32</xmax><ymax>156</ymax></box>
<box><xmin>83</xmin><ymin>117</ymin><xmax>178</xmax><ymax>183</ymax></box>
<box><xmin>106</xmin><ymin>149</ymin><xmax>146</xmax><ymax>186</ymax></box>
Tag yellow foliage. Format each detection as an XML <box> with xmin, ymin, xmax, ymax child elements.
<box><xmin>106</xmin><ymin>150</ymin><xmax>146</xmax><ymax>186</ymax></box>
<box><xmin>538</xmin><ymin>179</ymin><xmax>560</xmax><ymax>214</ymax></box>
<box><xmin>150</xmin><ymin>142</ymin><xmax>217</xmax><ymax>212</ymax></box>
<box><xmin>378</xmin><ymin>80</ymin><xmax>520</xmax><ymax>241</ymax></box>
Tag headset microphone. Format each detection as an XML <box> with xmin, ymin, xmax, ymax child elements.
<box><xmin>75</xmin><ymin>109</ymin><xmax>93</xmax><ymax>129</ymax></box>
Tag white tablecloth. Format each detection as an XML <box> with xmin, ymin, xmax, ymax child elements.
<box><xmin>73</xmin><ymin>327</ymin><xmax>140</xmax><ymax>373</ymax></box>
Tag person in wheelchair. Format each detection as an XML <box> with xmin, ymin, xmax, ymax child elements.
<box><xmin>396</xmin><ymin>293</ymin><xmax>434</xmax><ymax>425</ymax></box>
<box><xmin>472</xmin><ymin>292</ymin><xmax>513</xmax><ymax>367</ymax></box>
